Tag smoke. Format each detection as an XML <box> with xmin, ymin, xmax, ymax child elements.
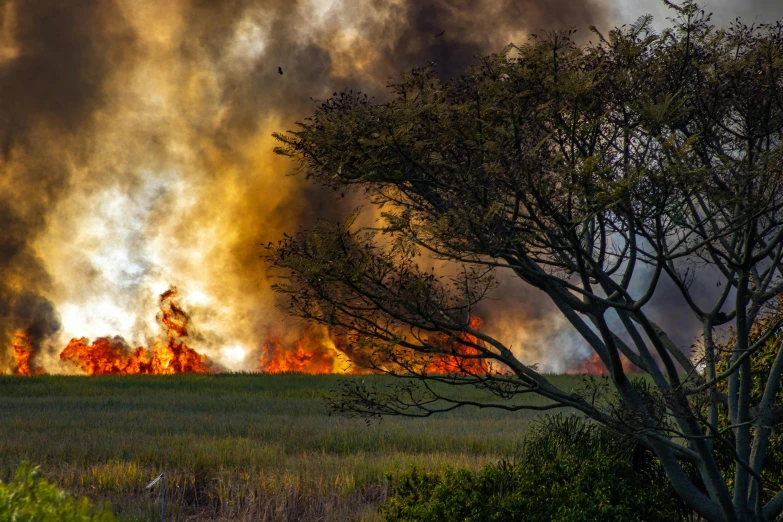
<box><xmin>0</xmin><ymin>0</ymin><xmax>130</xmax><ymax>369</ymax></box>
<box><xmin>473</xmin><ymin>277</ymin><xmax>592</xmax><ymax>374</ymax></box>
<box><xmin>1</xmin><ymin>0</ymin><xmax>617</xmax><ymax>373</ymax></box>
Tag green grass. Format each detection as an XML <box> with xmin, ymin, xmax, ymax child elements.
<box><xmin>0</xmin><ymin>373</ymin><xmax>586</xmax><ymax>521</ymax></box>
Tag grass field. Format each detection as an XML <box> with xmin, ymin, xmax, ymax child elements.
<box><xmin>0</xmin><ymin>373</ymin><xmax>586</xmax><ymax>521</ymax></box>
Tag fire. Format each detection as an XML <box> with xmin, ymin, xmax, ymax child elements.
<box><xmin>567</xmin><ymin>352</ymin><xmax>642</xmax><ymax>375</ymax></box>
<box><xmin>59</xmin><ymin>337</ymin><xmax>209</xmax><ymax>376</ymax></box>
<box><xmin>584</xmin><ymin>353</ymin><xmax>609</xmax><ymax>375</ymax></box>
<box><xmin>11</xmin><ymin>332</ymin><xmax>34</xmax><ymax>376</ymax></box>
<box><xmin>59</xmin><ymin>288</ymin><xmax>211</xmax><ymax>375</ymax></box>
<box><xmin>260</xmin><ymin>326</ymin><xmax>338</xmax><ymax>374</ymax></box>
<box><xmin>257</xmin><ymin>317</ymin><xmax>492</xmax><ymax>375</ymax></box>
<box><xmin>424</xmin><ymin>316</ymin><xmax>490</xmax><ymax>375</ymax></box>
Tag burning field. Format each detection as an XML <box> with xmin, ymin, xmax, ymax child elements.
<box><xmin>5</xmin><ymin>284</ymin><xmax>622</xmax><ymax>377</ymax></box>
<box><xmin>58</xmin><ymin>288</ymin><xmax>211</xmax><ymax>376</ymax></box>
<box><xmin>8</xmin><ymin>288</ymin><xmax>543</xmax><ymax>377</ymax></box>
<box><xmin>0</xmin><ymin>0</ymin><xmax>619</xmax><ymax>379</ymax></box>
<box><xmin>6</xmin><ymin>286</ymin><xmax>349</xmax><ymax>376</ymax></box>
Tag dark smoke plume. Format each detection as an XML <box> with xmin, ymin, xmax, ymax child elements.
<box><xmin>0</xmin><ymin>0</ymin><xmax>134</xmax><ymax>368</ymax></box>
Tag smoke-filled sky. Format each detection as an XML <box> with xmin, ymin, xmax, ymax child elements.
<box><xmin>1</xmin><ymin>0</ymin><xmax>782</xmax><ymax>374</ymax></box>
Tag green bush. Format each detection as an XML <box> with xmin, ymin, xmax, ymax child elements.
<box><xmin>0</xmin><ymin>463</ymin><xmax>116</xmax><ymax>522</ymax></box>
<box><xmin>382</xmin><ymin>415</ymin><xmax>692</xmax><ymax>522</ymax></box>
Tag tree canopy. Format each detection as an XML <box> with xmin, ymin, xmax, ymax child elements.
<box><xmin>271</xmin><ymin>3</ymin><xmax>783</xmax><ymax>521</ymax></box>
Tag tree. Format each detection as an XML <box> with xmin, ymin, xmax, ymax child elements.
<box><xmin>713</xmin><ymin>299</ymin><xmax>783</xmax><ymax>513</ymax></box>
<box><xmin>270</xmin><ymin>3</ymin><xmax>783</xmax><ymax>520</ymax></box>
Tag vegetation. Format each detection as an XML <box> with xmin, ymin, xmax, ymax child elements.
<box><xmin>710</xmin><ymin>299</ymin><xmax>783</xmax><ymax>513</ymax></box>
<box><xmin>0</xmin><ymin>463</ymin><xmax>116</xmax><ymax>522</ymax></box>
<box><xmin>271</xmin><ymin>1</ymin><xmax>783</xmax><ymax>520</ymax></box>
<box><xmin>382</xmin><ymin>415</ymin><xmax>693</xmax><ymax>522</ymax></box>
<box><xmin>0</xmin><ymin>373</ymin><xmax>581</xmax><ymax>521</ymax></box>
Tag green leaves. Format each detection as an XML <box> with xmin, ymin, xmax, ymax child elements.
<box><xmin>382</xmin><ymin>415</ymin><xmax>690</xmax><ymax>522</ymax></box>
<box><xmin>270</xmin><ymin>9</ymin><xmax>783</xmax><ymax>519</ymax></box>
<box><xmin>0</xmin><ymin>463</ymin><xmax>116</xmax><ymax>522</ymax></box>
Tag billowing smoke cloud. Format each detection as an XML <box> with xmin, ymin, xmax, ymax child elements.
<box><xmin>1</xmin><ymin>0</ymin><xmax>617</xmax><ymax>373</ymax></box>
<box><xmin>0</xmin><ymin>0</ymin><xmax>132</xmax><ymax>369</ymax></box>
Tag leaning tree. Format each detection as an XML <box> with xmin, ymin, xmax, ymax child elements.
<box><xmin>270</xmin><ymin>3</ymin><xmax>783</xmax><ymax>520</ymax></box>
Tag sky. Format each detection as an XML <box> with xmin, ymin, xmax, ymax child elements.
<box><xmin>617</xmin><ymin>0</ymin><xmax>783</xmax><ymax>27</ymax></box>
<box><xmin>1</xmin><ymin>0</ymin><xmax>782</xmax><ymax>374</ymax></box>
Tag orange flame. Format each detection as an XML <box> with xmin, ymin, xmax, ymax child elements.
<box><xmin>11</xmin><ymin>331</ymin><xmax>34</xmax><ymax>376</ymax></box>
<box><xmin>59</xmin><ymin>288</ymin><xmax>210</xmax><ymax>375</ymax></box>
<box><xmin>260</xmin><ymin>326</ymin><xmax>337</xmax><ymax>374</ymax></box>
<box><xmin>257</xmin><ymin>317</ymin><xmax>492</xmax><ymax>375</ymax></box>
<box><xmin>583</xmin><ymin>353</ymin><xmax>609</xmax><ymax>375</ymax></box>
<box><xmin>563</xmin><ymin>353</ymin><xmax>609</xmax><ymax>375</ymax></box>
<box><xmin>423</xmin><ymin>316</ymin><xmax>490</xmax><ymax>375</ymax></box>
<box><xmin>566</xmin><ymin>352</ymin><xmax>643</xmax><ymax>375</ymax></box>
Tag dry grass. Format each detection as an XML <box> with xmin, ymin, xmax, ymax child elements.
<box><xmin>0</xmin><ymin>373</ymin><xmax>584</xmax><ymax>521</ymax></box>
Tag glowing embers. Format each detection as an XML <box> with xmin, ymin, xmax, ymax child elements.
<box><xmin>260</xmin><ymin>326</ymin><xmax>337</xmax><ymax>374</ymax></box>
<box><xmin>59</xmin><ymin>288</ymin><xmax>210</xmax><ymax>375</ymax></box>
<box><xmin>11</xmin><ymin>331</ymin><xmax>34</xmax><ymax>376</ymax></box>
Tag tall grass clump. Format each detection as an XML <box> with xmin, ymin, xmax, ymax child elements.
<box><xmin>382</xmin><ymin>414</ymin><xmax>695</xmax><ymax>522</ymax></box>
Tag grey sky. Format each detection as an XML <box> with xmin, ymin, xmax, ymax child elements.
<box><xmin>613</xmin><ymin>0</ymin><xmax>783</xmax><ymax>28</ymax></box>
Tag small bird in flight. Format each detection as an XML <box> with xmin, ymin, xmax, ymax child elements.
<box><xmin>278</xmin><ymin>66</ymin><xmax>283</xmax><ymax>75</ymax></box>
<box><xmin>434</xmin><ymin>29</ymin><xmax>445</xmax><ymax>38</ymax></box>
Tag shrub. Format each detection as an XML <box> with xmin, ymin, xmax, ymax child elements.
<box><xmin>0</xmin><ymin>463</ymin><xmax>117</xmax><ymax>522</ymax></box>
<box><xmin>382</xmin><ymin>415</ymin><xmax>692</xmax><ymax>522</ymax></box>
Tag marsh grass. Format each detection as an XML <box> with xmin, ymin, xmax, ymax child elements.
<box><xmin>0</xmin><ymin>373</ymin><xmax>584</xmax><ymax>521</ymax></box>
